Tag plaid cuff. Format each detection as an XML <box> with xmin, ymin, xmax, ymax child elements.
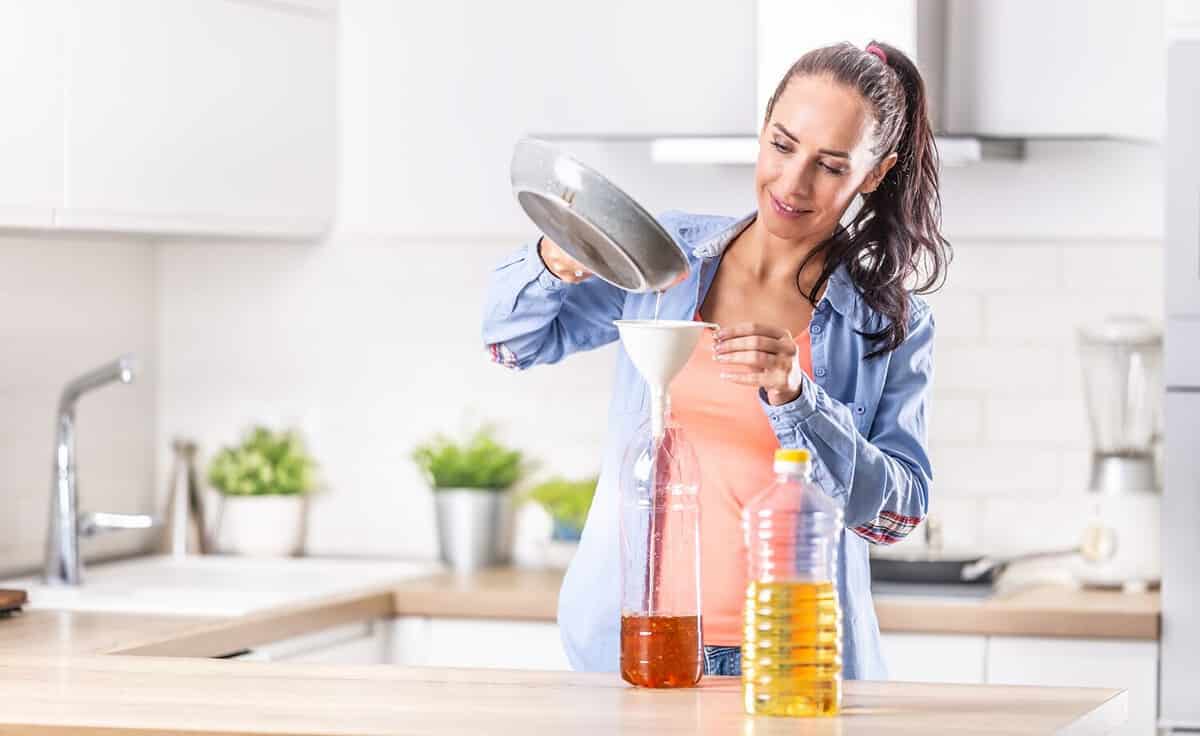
<box><xmin>853</xmin><ymin>511</ymin><xmax>923</xmax><ymax>545</ymax></box>
<box><xmin>487</xmin><ymin>342</ymin><xmax>519</xmax><ymax>370</ymax></box>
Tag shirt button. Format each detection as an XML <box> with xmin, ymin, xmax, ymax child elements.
<box><xmin>815</xmin><ymin>367</ymin><xmax>827</xmax><ymax>377</ymax></box>
<box><xmin>810</xmin><ymin>324</ymin><xmax>822</xmax><ymax>335</ymax></box>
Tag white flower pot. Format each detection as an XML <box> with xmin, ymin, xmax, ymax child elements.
<box><xmin>215</xmin><ymin>494</ymin><xmax>306</xmax><ymax>557</ymax></box>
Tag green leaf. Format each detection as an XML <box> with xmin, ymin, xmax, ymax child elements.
<box><xmin>410</xmin><ymin>425</ymin><xmax>526</xmax><ymax>490</ymax></box>
<box><xmin>522</xmin><ymin>476</ymin><xmax>598</xmax><ymax>530</ymax></box>
<box><xmin>207</xmin><ymin>426</ymin><xmax>318</xmax><ymax>496</ymax></box>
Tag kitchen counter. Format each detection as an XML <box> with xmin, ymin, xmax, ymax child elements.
<box><xmin>388</xmin><ymin>567</ymin><xmax>1162</xmax><ymax>640</ymax></box>
<box><xmin>0</xmin><ymin>564</ymin><xmax>1141</xmax><ymax>734</ymax></box>
<box><xmin>0</xmin><ymin>653</ymin><xmax>1126</xmax><ymax>735</ymax></box>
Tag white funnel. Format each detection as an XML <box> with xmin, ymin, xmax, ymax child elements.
<box><xmin>615</xmin><ymin>319</ymin><xmax>717</xmax><ymax>438</ymax></box>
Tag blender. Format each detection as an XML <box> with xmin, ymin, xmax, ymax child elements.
<box><xmin>1076</xmin><ymin>315</ymin><xmax>1163</xmax><ymax>590</ymax></box>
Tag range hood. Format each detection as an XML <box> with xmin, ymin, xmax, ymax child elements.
<box><xmin>645</xmin><ymin>0</ymin><xmax>1024</xmax><ymax>167</ymax></box>
<box><xmin>629</xmin><ymin>0</ymin><xmax>1161</xmax><ymax>167</ymax></box>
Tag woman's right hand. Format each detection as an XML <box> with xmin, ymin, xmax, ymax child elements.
<box><xmin>538</xmin><ymin>237</ymin><xmax>593</xmax><ymax>284</ymax></box>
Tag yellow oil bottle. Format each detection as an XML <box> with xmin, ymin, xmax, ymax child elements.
<box><xmin>741</xmin><ymin>449</ymin><xmax>844</xmax><ymax>717</ymax></box>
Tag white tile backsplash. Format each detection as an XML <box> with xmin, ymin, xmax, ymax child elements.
<box><xmin>984</xmin><ymin>398</ymin><xmax>1091</xmax><ymax>449</ymax></box>
<box><xmin>155</xmin><ymin>236</ymin><xmax>617</xmax><ymax>558</ymax></box>
<box><xmin>928</xmin><ymin>397</ymin><xmax>985</xmax><ymax>445</ymax></box>
<box><xmin>924</xmin><ymin>291</ymin><xmax>985</xmax><ymax>340</ymax></box>
<box><xmin>980</xmin><ymin>494</ymin><xmax>1094</xmax><ymax>556</ymax></box>
<box><xmin>941</xmin><ymin>244</ymin><xmax>1064</xmax><ymax>292</ymax></box>
<box><xmin>983</xmin><ymin>290</ymin><xmax>1162</xmax><ymax>341</ymax></box>
<box><xmin>931</xmin><ymin>445</ymin><xmax>1061</xmax><ymax>496</ymax></box>
<box><xmin>936</xmin><ymin>342</ymin><xmax>1064</xmax><ymax>396</ymax></box>
<box><xmin>1060</xmin><ymin>244</ymin><xmax>1164</xmax><ymax>292</ymax></box>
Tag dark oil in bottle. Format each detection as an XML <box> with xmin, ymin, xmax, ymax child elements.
<box><xmin>620</xmin><ymin>614</ymin><xmax>703</xmax><ymax>688</ymax></box>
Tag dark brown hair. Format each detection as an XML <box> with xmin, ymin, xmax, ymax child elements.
<box><xmin>764</xmin><ymin>41</ymin><xmax>951</xmax><ymax>357</ymax></box>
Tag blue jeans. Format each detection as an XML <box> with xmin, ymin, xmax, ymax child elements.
<box><xmin>703</xmin><ymin>645</ymin><xmax>742</xmax><ymax>676</ymax></box>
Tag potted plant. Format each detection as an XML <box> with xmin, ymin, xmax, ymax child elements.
<box><xmin>208</xmin><ymin>426</ymin><xmax>317</xmax><ymax>557</ymax></box>
<box><xmin>524</xmin><ymin>476</ymin><xmax>597</xmax><ymax>568</ymax></box>
<box><xmin>412</xmin><ymin>426</ymin><xmax>525</xmax><ymax>573</ymax></box>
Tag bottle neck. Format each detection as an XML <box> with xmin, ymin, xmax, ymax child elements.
<box><xmin>774</xmin><ymin>462</ymin><xmax>812</xmax><ymax>482</ymax></box>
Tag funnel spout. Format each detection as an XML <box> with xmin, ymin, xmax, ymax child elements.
<box><xmin>615</xmin><ymin>320</ymin><xmax>716</xmax><ymax>437</ymax></box>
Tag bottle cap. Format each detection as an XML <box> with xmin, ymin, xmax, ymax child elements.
<box><xmin>774</xmin><ymin>448</ymin><xmax>811</xmax><ymax>464</ymax></box>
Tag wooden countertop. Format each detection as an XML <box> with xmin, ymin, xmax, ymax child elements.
<box><xmin>0</xmin><ymin>564</ymin><xmax>1138</xmax><ymax>734</ymax></box>
<box><xmin>0</xmin><ymin>654</ymin><xmax>1126</xmax><ymax>735</ymax></box>
<box><xmin>389</xmin><ymin>567</ymin><xmax>1162</xmax><ymax>640</ymax></box>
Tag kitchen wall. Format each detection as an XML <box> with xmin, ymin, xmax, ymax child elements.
<box><xmin>0</xmin><ymin>235</ymin><xmax>157</xmax><ymax>576</ymax></box>
<box><xmin>155</xmin><ymin>0</ymin><xmax>1164</xmax><ymax>560</ymax></box>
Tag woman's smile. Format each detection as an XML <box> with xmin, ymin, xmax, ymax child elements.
<box><xmin>768</xmin><ymin>192</ymin><xmax>812</xmax><ymax>219</ymax></box>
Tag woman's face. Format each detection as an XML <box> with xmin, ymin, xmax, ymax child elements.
<box><xmin>755</xmin><ymin>74</ymin><xmax>894</xmax><ymax>243</ymax></box>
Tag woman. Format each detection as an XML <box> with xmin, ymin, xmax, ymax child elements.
<box><xmin>482</xmin><ymin>41</ymin><xmax>948</xmax><ymax>680</ymax></box>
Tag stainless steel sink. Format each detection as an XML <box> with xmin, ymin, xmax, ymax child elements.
<box><xmin>2</xmin><ymin>555</ymin><xmax>438</xmax><ymax>617</ymax></box>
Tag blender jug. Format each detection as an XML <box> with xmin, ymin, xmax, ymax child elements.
<box><xmin>1078</xmin><ymin>316</ymin><xmax>1163</xmax><ymax>492</ymax></box>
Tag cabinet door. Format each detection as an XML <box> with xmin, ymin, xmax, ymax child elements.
<box><xmin>986</xmin><ymin>636</ymin><xmax>1157</xmax><ymax>736</ymax></box>
<box><xmin>0</xmin><ymin>0</ymin><xmax>64</xmax><ymax>227</ymax></box>
<box><xmin>61</xmin><ymin>0</ymin><xmax>335</xmax><ymax>236</ymax></box>
<box><xmin>944</xmin><ymin>0</ymin><xmax>1165</xmax><ymax>139</ymax></box>
<box><xmin>879</xmin><ymin>633</ymin><xmax>986</xmax><ymax>684</ymax></box>
<box><xmin>390</xmin><ymin>617</ymin><xmax>570</xmax><ymax>671</ymax></box>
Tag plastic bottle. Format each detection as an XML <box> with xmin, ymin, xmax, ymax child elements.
<box><xmin>741</xmin><ymin>448</ymin><xmax>843</xmax><ymax>716</ymax></box>
<box><xmin>618</xmin><ymin>406</ymin><xmax>703</xmax><ymax>688</ymax></box>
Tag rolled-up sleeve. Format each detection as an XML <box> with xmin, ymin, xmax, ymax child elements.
<box><xmin>481</xmin><ymin>239</ymin><xmax>626</xmax><ymax>370</ymax></box>
<box><xmin>760</xmin><ymin>305</ymin><xmax>934</xmax><ymax>545</ymax></box>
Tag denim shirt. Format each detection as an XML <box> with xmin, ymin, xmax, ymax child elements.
<box><xmin>481</xmin><ymin>211</ymin><xmax>935</xmax><ymax>681</ymax></box>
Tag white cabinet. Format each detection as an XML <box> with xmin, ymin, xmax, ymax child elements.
<box><xmin>1167</xmin><ymin>0</ymin><xmax>1200</xmax><ymax>39</ymax></box>
<box><xmin>523</xmin><ymin>1</ymin><xmax>756</xmax><ymax>137</ymax></box>
<box><xmin>390</xmin><ymin>616</ymin><xmax>571</xmax><ymax>671</ymax></box>
<box><xmin>943</xmin><ymin>0</ymin><xmax>1165</xmax><ymax>140</ymax></box>
<box><xmin>986</xmin><ymin>637</ymin><xmax>1158</xmax><ymax>736</ymax></box>
<box><xmin>879</xmin><ymin>632</ymin><xmax>986</xmax><ymax>684</ymax></box>
<box><xmin>0</xmin><ymin>0</ymin><xmax>335</xmax><ymax>237</ymax></box>
<box><xmin>58</xmin><ymin>0</ymin><xmax>335</xmax><ymax>236</ymax></box>
<box><xmin>881</xmin><ymin>632</ymin><xmax>1156</xmax><ymax>734</ymax></box>
<box><xmin>228</xmin><ymin>620</ymin><xmax>392</xmax><ymax>665</ymax></box>
<box><xmin>0</xmin><ymin>1</ymin><xmax>65</xmax><ymax>226</ymax></box>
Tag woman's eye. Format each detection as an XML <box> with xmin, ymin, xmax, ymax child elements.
<box><xmin>820</xmin><ymin>162</ymin><xmax>846</xmax><ymax>175</ymax></box>
<box><xmin>770</xmin><ymin>140</ymin><xmax>790</xmax><ymax>153</ymax></box>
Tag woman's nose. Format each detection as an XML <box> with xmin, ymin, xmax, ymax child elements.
<box><xmin>782</xmin><ymin>158</ymin><xmax>815</xmax><ymax>198</ymax></box>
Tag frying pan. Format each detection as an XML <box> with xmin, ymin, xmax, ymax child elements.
<box><xmin>509</xmin><ymin>138</ymin><xmax>689</xmax><ymax>293</ymax></box>
<box><xmin>871</xmin><ymin>554</ymin><xmax>1019</xmax><ymax>586</ymax></box>
<box><xmin>872</xmin><ymin>535</ymin><xmax>1116</xmax><ymax>586</ymax></box>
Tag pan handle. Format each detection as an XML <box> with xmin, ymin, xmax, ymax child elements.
<box><xmin>961</xmin><ymin>547</ymin><xmax>1081</xmax><ymax>582</ymax></box>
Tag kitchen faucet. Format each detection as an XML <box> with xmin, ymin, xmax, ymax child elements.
<box><xmin>43</xmin><ymin>355</ymin><xmax>155</xmax><ymax>586</ymax></box>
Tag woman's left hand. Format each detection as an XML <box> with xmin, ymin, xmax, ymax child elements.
<box><xmin>713</xmin><ymin>322</ymin><xmax>804</xmax><ymax>406</ymax></box>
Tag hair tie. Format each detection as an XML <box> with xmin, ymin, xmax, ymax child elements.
<box><xmin>865</xmin><ymin>44</ymin><xmax>888</xmax><ymax>65</ymax></box>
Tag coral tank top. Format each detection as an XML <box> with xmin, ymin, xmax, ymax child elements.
<box><xmin>668</xmin><ymin>315</ymin><xmax>813</xmax><ymax>645</ymax></box>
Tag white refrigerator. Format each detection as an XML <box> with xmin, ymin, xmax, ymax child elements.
<box><xmin>1162</xmin><ymin>38</ymin><xmax>1200</xmax><ymax>734</ymax></box>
